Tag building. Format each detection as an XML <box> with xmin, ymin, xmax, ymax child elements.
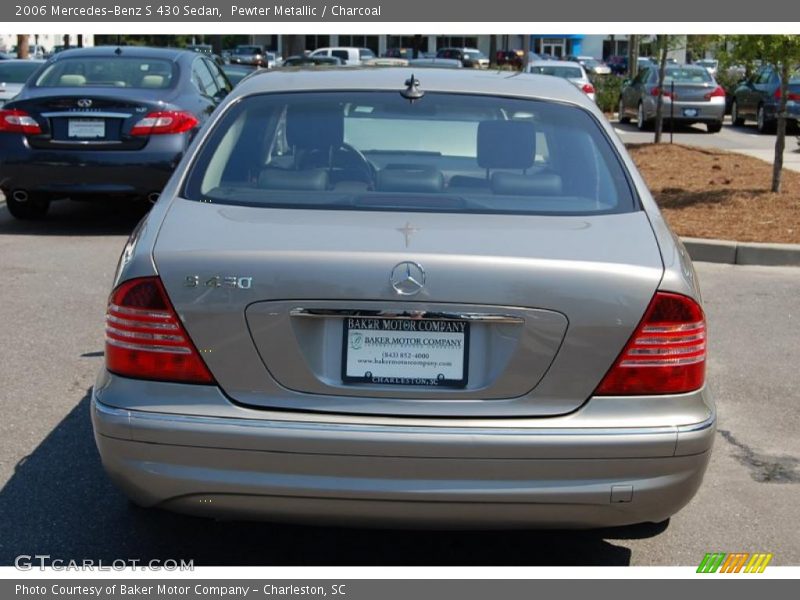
<box><xmin>0</xmin><ymin>33</ymin><xmax>95</xmax><ymax>56</ymax></box>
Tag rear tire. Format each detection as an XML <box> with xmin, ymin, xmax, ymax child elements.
<box><xmin>706</xmin><ymin>121</ymin><xmax>723</xmax><ymax>133</ymax></box>
<box><xmin>618</xmin><ymin>99</ymin><xmax>630</xmax><ymax>124</ymax></box>
<box><xmin>756</xmin><ymin>105</ymin><xmax>775</xmax><ymax>134</ymax></box>
<box><xmin>4</xmin><ymin>191</ymin><xmax>50</xmax><ymax>220</ymax></box>
<box><xmin>636</xmin><ymin>102</ymin><xmax>651</xmax><ymax>131</ymax></box>
<box><xmin>731</xmin><ymin>100</ymin><xmax>744</xmax><ymax>126</ymax></box>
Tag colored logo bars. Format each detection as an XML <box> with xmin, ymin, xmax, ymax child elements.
<box><xmin>697</xmin><ymin>552</ymin><xmax>774</xmax><ymax>573</ymax></box>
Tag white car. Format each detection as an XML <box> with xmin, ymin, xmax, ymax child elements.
<box><xmin>527</xmin><ymin>60</ymin><xmax>596</xmax><ymax>102</ymax></box>
<box><xmin>310</xmin><ymin>47</ymin><xmax>375</xmax><ymax>65</ymax></box>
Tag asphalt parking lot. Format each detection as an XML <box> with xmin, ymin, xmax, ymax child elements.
<box><xmin>0</xmin><ymin>196</ymin><xmax>798</xmax><ymax>567</ymax></box>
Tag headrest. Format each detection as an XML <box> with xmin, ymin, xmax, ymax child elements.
<box><xmin>376</xmin><ymin>166</ymin><xmax>444</xmax><ymax>193</ymax></box>
<box><xmin>258</xmin><ymin>169</ymin><xmax>329</xmax><ymax>191</ymax></box>
<box><xmin>140</xmin><ymin>75</ymin><xmax>164</xmax><ymax>88</ymax></box>
<box><xmin>286</xmin><ymin>104</ymin><xmax>344</xmax><ymax>149</ymax></box>
<box><xmin>477</xmin><ymin>120</ymin><xmax>536</xmax><ymax>170</ymax></box>
<box><xmin>491</xmin><ymin>172</ymin><xmax>563</xmax><ymax>196</ymax></box>
<box><xmin>59</xmin><ymin>74</ymin><xmax>86</xmax><ymax>86</ymax></box>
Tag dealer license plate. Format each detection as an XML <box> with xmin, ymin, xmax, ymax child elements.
<box><xmin>682</xmin><ymin>108</ymin><xmax>699</xmax><ymax>117</ymax></box>
<box><xmin>68</xmin><ymin>119</ymin><xmax>105</xmax><ymax>138</ymax></box>
<box><xmin>342</xmin><ymin>317</ymin><xmax>469</xmax><ymax>387</ymax></box>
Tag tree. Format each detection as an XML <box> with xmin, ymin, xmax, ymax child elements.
<box><xmin>729</xmin><ymin>35</ymin><xmax>800</xmax><ymax>193</ymax></box>
<box><xmin>653</xmin><ymin>35</ymin><xmax>669</xmax><ymax>143</ymax></box>
<box><xmin>16</xmin><ymin>34</ymin><xmax>29</xmax><ymax>59</ymax></box>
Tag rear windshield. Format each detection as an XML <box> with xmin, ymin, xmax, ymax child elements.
<box><xmin>659</xmin><ymin>67</ymin><xmax>713</xmax><ymax>83</ymax></box>
<box><xmin>34</xmin><ymin>57</ymin><xmax>176</xmax><ymax>89</ymax></box>
<box><xmin>790</xmin><ymin>70</ymin><xmax>800</xmax><ymax>84</ymax></box>
<box><xmin>530</xmin><ymin>66</ymin><xmax>584</xmax><ymax>79</ymax></box>
<box><xmin>183</xmin><ymin>91</ymin><xmax>636</xmax><ymax>216</ymax></box>
<box><xmin>0</xmin><ymin>61</ymin><xmax>41</xmax><ymax>84</ymax></box>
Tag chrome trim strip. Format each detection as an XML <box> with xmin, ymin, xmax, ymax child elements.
<box><xmin>676</xmin><ymin>412</ymin><xmax>716</xmax><ymax>434</ymax></box>
<box><xmin>42</xmin><ymin>111</ymin><xmax>133</xmax><ymax>118</ymax></box>
<box><xmin>94</xmin><ymin>399</ymin><xmax>678</xmax><ymax>437</ymax></box>
<box><xmin>289</xmin><ymin>308</ymin><xmax>525</xmax><ymax>324</ymax></box>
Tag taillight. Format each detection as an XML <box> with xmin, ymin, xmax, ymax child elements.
<box><xmin>581</xmin><ymin>82</ymin><xmax>595</xmax><ymax>94</ymax></box>
<box><xmin>704</xmin><ymin>85</ymin><xmax>726</xmax><ymax>100</ymax></box>
<box><xmin>0</xmin><ymin>108</ymin><xmax>42</xmax><ymax>134</ymax></box>
<box><xmin>130</xmin><ymin>110</ymin><xmax>198</xmax><ymax>136</ymax></box>
<box><xmin>774</xmin><ymin>88</ymin><xmax>800</xmax><ymax>101</ymax></box>
<box><xmin>650</xmin><ymin>87</ymin><xmax>673</xmax><ymax>99</ymax></box>
<box><xmin>105</xmin><ymin>277</ymin><xmax>214</xmax><ymax>384</ymax></box>
<box><xmin>594</xmin><ymin>292</ymin><xmax>706</xmax><ymax>396</ymax></box>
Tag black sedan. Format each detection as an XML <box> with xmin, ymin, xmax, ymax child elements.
<box><xmin>0</xmin><ymin>46</ymin><xmax>231</xmax><ymax>219</ymax></box>
<box><xmin>731</xmin><ymin>64</ymin><xmax>800</xmax><ymax>134</ymax></box>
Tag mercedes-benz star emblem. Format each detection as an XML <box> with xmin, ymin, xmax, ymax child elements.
<box><xmin>390</xmin><ymin>261</ymin><xmax>426</xmax><ymax>296</ymax></box>
<box><xmin>77</xmin><ymin>99</ymin><xmax>93</xmax><ymax>108</ymax></box>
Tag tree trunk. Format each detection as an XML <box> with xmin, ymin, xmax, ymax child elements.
<box><xmin>16</xmin><ymin>35</ymin><xmax>29</xmax><ymax>59</ymax></box>
<box><xmin>522</xmin><ymin>35</ymin><xmax>531</xmax><ymax>71</ymax></box>
<box><xmin>628</xmin><ymin>35</ymin><xmax>639</xmax><ymax>78</ymax></box>
<box><xmin>772</xmin><ymin>64</ymin><xmax>790</xmax><ymax>193</ymax></box>
<box><xmin>654</xmin><ymin>35</ymin><xmax>669</xmax><ymax>144</ymax></box>
<box><xmin>489</xmin><ymin>35</ymin><xmax>497</xmax><ymax>67</ymax></box>
<box><xmin>282</xmin><ymin>35</ymin><xmax>306</xmax><ymax>57</ymax></box>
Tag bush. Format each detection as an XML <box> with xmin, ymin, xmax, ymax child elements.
<box><xmin>593</xmin><ymin>75</ymin><xmax>624</xmax><ymax>114</ymax></box>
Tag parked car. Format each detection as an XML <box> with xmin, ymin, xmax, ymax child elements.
<box><xmin>0</xmin><ymin>59</ymin><xmax>44</xmax><ymax>106</ymax></box>
<box><xmin>527</xmin><ymin>60</ymin><xmax>595</xmax><ymax>101</ymax></box>
<box><xmin>91</xmin><ymin>67</ymin><xmax>714</xmax><ymax>529</ymax></box>
<box><xmin>281</xmin><ymin>55</ymin><xmax>343</xmax><ymax>67</ymax></box>
<box><xmin>496</xmin><ymin>50</ymin><xmax>541</xmax><ymax>69</ymax></box>
<box><xmin>618</xmin><ymin>64</ymin><xmax>726</xmax><ymax>133</ymax></box>
<box><xmin>730</xmin><ymin>65</ymin><xmax>800</xmax><ymax>133</ymax></box>
<box><xmin>310</xmin><ymin>47</ymin><xmax>375</xmax><ymax>65</ymax></box>
<box><xmin>186</xmin><ymin>44</ymin><xmax>213</xmax><ymax>55</ymax></box>
<box><xmin>407</xmin><ymin>57</ymin><xmax>463</xmax><ymax>69</ymax></box>
<box><xmin>566</xmin><ymin>55</ymin><xmax>611</xmax><ymax>76</ymax></box>
<box><xmin>694</xmin><ymin>59</ymin><xmax>719</xmax><ymax>78</ymax></box>
<box><xmin>0</xmin><ymin>46</ymin><xmax>231</xmax><ymax>219</ymax></box>
<box><xmin>383</xmin><ymin>47</ymin><xmax>414</xmax><ymax>59</ymax></box>
<box><xmin>230</xmin><ymin>45</ymin><xmax>268</xmax><ymax>67</ymax></box>
<box><xmin>436</xmin><ymin>47</ymin><xmax>490</xmax><ymax>69</ymax></box>
<box><xmin>221</xmin><ymin>63</ymin><xmax>259</xmax><ymax>86</ymax></box>
<box><xmin>607</xmin><ymin>55</ymin><xmax>628</xmax><ymax>75</ymax></box>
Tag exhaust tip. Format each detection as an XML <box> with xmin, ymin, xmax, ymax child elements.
<box><xmin>12</xmin><ymin>190</ymin><xmax>29</xmax><ymax>203</ymax></box>
<box><xmin>147</xmin><ymin>192</ymin><xmax>160</xmax><ymax>204</ymax></box>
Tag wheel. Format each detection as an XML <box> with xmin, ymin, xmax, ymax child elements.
<box><xmin>618</xmin><ymin>98</ymin><xmax>630</xmax><ymax>124</ymax></box>
<box><xmin>636</xmin><ymin>102</ymin><xmax>651</xmax><ymax>131</ymax></box>
<box><xmin>706</xmin><ymin>121</ymin><xmax>723</xmax><ymax>133</ymax></box>
<box><xmin>731</xmin><ymin>100</ymin><xmax>744</xmax><ymax>126</ymax></box>
<box><xmin>756</xmin><ymin>105</ymin><xmax>775</xmax><ymax>134</ymax></box>
<box><xmin>4</xmin><ymin>191</ymin><xmax>50</xmax><ymax>220</ymax></box>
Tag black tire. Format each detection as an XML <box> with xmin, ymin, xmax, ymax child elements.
<box><xmin>4</xmin><ymin>191</ymin><xmax>50</xmax><ymax>220</ymax></box>
<box><xmin>618</xmin><ymin>98</ymin><xmax>631</xmax><ymax>124</ymax></box>
<box><xmin>706</xmin><ymin>121</ymin><xmax>723</xmax><ymax>133</ymax></box>
<box><xmin>636</xmin><ymin>102</ymin><xmax>651</xmax><ymax>131</ymax></box>
<box><xmin>756</xmin><ymin>105</ymin><xmax>775</xmax><ymax>134</ymax></box>
<box><xmin>731</xmin><ymin>100</ymin><xmax>745</xmax><ymax>126</ymax></box>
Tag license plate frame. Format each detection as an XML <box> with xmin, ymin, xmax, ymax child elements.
<box><xmin>68</xmin><ymin>118</ymin><xmax>105</xmax><ymax>139</ymax></box>
<box><xmin>341</xmin><ymin>317</ymin><xmax>469</xmax><ymax>388</ymax></box>
<box><xmin>682</xmin><ymin>108</ymin><xmax>699</xmax><ymax>118</ymax></box>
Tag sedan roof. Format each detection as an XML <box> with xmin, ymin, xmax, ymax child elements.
<box><xmin>233</xmin><ymin>67</ymin><xmax>592</xmax><ymax>107</ymax></box>
<box><xmin>50</xmin><ymin>45</ymin><xmax>190</xmax><ymax>62</ymax></box>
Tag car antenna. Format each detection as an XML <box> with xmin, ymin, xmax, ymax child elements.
<box><xmin>400</xmin><ymin>74</ymin><xmax>424</xmax><ymax>102</ymax></box>
<box><xmin>114</xmin><ymin>47</ymin><xmax>123</xmax><ymax>55</ymax></box>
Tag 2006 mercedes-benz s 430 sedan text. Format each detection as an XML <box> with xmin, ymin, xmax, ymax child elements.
<box><xmin>91</xmin><ymin>68</ymin><xmax>715</xmax><ymax>528</ymax></box>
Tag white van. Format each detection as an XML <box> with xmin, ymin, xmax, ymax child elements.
<box><xmin>309</xmin><ymin>47</ymin><xmax>375</xmax><ymax>65</ymax></box>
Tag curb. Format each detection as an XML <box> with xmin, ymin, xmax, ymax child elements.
<box><xmin>681</xmin><ymin>237</ymin><xmax>800</xmax><ymax>267</ymax></box>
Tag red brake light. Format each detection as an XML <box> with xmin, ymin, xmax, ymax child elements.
<box><xmin>105</xmin><ymin>277</ymin><xmax>214</xmax><ymax>384</ymax></box>
<box><xmin>581</xmin><ymin>83</ymin><xmax>595</xmax><ymax>94</ymax></box>
<box><xmin>650</xmin><ymin>87</ymin><xmax>673</xmax><ymax>99</ymax></box>
<box><xmin>594</xmin><ymin>292</ymin><xmax>706</xmax><ymax>396</ymax></box>
<box><xmin>0</xmin><ymin>108</ymin><xmax>42</xmax><ymax>134</ymax></box>
<box><xmin>704</xmin><ymin>85</ymin><xmax>726</xmax><ymax>100</ymax></box>
<box><xmin>130</xmin><ymin>110</ymin><xmax>198</xmax><ymax>136</ymax></box>
<box><xmin>774</xmin><ymin>88</ymin><xmax>800</xmax><ymax>101</ymax></box>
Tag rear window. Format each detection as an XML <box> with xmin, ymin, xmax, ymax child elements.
<box><xmin>790</xmin><ymin>70</ymin><xmax>800</xmax><ymax>84</ymax></box>
<box><xmin>0</xmin><ymin>61</ymin><xmax>41</xmax><ymax>84</ymax></box>
<box><xmin>235</xmin><ymin>46</ymin><xmax>262</xmax><ymax>54</ymax></box>
<box><xmin>660</xmin><ymin>67</ymin><xmax>713</xmax><ymax>83</ymax></box>
<box><xmin>34</xmin><ymin>57</ymin><xmax>176</xmax><ymax>89</ymax></box>
<box><xmin>183</xmin><ymin>91</ymin><xmax>636</xmax><ymax>216</ymax></box>
<box><xmin>530</xmin><ymin>66</ymin><xmax>584</xmax><ymax>79</ymax></box>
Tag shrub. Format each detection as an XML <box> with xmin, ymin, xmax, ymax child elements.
<box><xmin>593</xmin><ymin>75</ymin><xmax>624</xmax><ymax>114</ymax></box>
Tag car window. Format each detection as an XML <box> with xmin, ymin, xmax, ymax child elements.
<box><xmin>790</xmin><ymin>70</ymin><xmax>800</xmax><ymax>84</ymax></box>
<box><xmin>204</xmin><ymin>58</ymin><xmax>231</xmax><ymax>95</ymax></box>
<box><xmin>192</xmin><ymin>58</ymin><xmax>218</xmax><ymax>96</ymax></box>
<box><xmin>359</xmin><ymin>48</ymin><xmax>375</xmax><ymax>59</ymax></box>
<box><xmin>332</xmin><ymin>50</ymin><xmax>349</xmax><ymax>62</ymax></box>
<box><xmin>530</xmin><ymin>66</ymin><xmax>584</xmax><ymax>79</ymax></box>
<box><xmin>663</xmin><ymin>67</ymin><xmax>713</xmax><ymax>83</ymax></box>
<box><xmin>184</xmin><ymin>92</ymin><xmax>636</xmax><ymax>217</ymax></box>
<box><xmin>633</xmin><ymin>68</ymin><xmax>649</xmax><ymax>84</ymax></box>
<box><xmin>0</xmin><ymin>61</ymin><xmax>41</xmax><ymax>83</ymax></box>
<box><xmin>756</xmin><ymin>68</ymin><xmax>772</xmax><ymax>85</ymax></box>
<box><xmin>34</xmin><ymin>57</ymin><xmax>175</xmax><ymax>89</ymax></box>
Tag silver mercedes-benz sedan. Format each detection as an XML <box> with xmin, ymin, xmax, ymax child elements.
<box><xmin>92</xmin><ymin>68</ymin><xmax>715</xmax><ymax>529</ymax></box>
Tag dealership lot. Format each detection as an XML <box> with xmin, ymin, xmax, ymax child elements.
<box><xmin>0</xmin><ymin>199</ymin><xmax>797</xmax><ymax>566</ymax></box>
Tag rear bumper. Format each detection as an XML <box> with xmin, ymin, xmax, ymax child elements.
<box><xmin>643</xmin><ymin>97</ymin><xmax>725</xmax><ymax>122</ymax></box>
<box><xmin>92</xmin><ymin>373</ymin><xmax>716</xmax><ymax>528</ymax></box>
<box><xmin>0</xmin><ymin>134</ymin><xmax>186</xmax><ymax>198</ymax></box>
